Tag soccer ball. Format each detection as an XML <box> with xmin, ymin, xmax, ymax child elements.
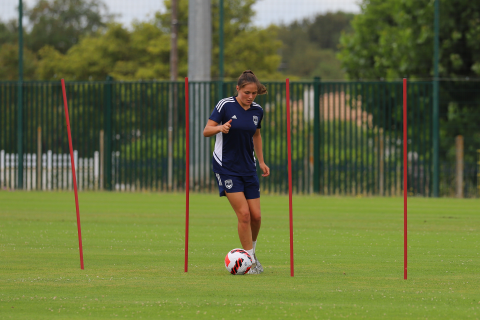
<box><xmin>225</xmin><ymin>248</ymin><xmax>253</xmax><ymax>275</ymax></box>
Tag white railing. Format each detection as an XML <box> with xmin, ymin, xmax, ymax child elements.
<box><xmin>0</xmin><ymin>150</ymin><xmax>100</xmax><ymax>191</ymax></box>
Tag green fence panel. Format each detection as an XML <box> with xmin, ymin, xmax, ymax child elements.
<box><xmin>316</xmin><ymin>81</ymin><xmax>434</xmax><ymax>197</ymax></box>
<box><xmin>1</xmin><ymin>79</ymin><xmax>477</xmax><ymax>197</ymax></box>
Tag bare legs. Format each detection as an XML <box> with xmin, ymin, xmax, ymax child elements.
<box><xmin>247</xmin><ymin>198</ymin><xmax>261</xmax><ymax>242</ymax></box>
<box><xmin>225</xmin><ymin>192</ymin><xmax>261</xmax><ymax>250</ymax></box>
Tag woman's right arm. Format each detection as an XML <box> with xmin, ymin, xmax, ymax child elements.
<box><xmin>203</xmin><ymin>119</ymin><xmax>232</xmax><ymax>137</ymax></box>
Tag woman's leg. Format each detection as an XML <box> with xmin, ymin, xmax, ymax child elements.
<box><xmin>247</xmin><ymin>198</ymin><xmax>261</xmax><ymax>241</ymax></box>
<box><xmin>247</xmin><ymin>197</ymin><xmax>264</xmax><ymax>273</ymax></box>
<box><xmin>225</xmin><ymin>191</ymin><xmax>253</xmax><ymax>250</ymax></box>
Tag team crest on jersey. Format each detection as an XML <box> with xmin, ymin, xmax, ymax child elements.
<box><xmin>253</xmin><ymin>115</ymin><xmax>258</xmax><ymax>126</ymax></box>
<box><xmin>225</xmin><ymin>179</ymin><xmax>233</xmax><ymax>189</ymax></box>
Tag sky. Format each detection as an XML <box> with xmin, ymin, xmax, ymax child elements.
<box><xmin>251</xmin><ymin>0</ymin><xmax>360</xmax><ymax>26</ymax></box>
<box><xmin>1</xmin><ymin>0</ymin><xmax>360</xmax><ymax>27</ymax></box>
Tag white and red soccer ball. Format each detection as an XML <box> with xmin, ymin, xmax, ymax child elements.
<box><xmin>225</xmin><ymin>248</ymin><xmax>253</xmax><ymax>275</ymax></box>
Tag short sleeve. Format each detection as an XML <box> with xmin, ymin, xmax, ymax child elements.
<box><xmin>257</xmin><ymin>112</ymin><xmax>263</xmax><ymax>129</ymax></box>
<box><xmin>209</xmin><ymin>99</ymin><xmax>226</xmax><ymax>124</ymax></box>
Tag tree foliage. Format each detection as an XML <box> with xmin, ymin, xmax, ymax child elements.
<box><xmin>0</xmin><ymin>20</ymin><xmax>18</xmax><ymax>46</ymax></box>
<box><xmin>277</xmin><ymin>12</ymin><xmax>354</xmax><ymax>79</ymax></box>
<box><xmin>0</xmin><ymin>43</ymin><xmax>38</xmax><ymax>80</ymax></box>
<box><xmin>210</xmin><ymin>0</ymin><xmax>282</xmax><ymax>79</ymax></box>
<box><xmin>37</xmin><ymin>22</ymin><xmax>171</xmax><ymax>80</ymax></box>
<box><xmin>26</xmin><ymin>0</ymin><xmax>109</xmax><ymax>54</ymax></box>
<box><xmin>338</xmin><ymin>0</ymin><xmax>480</xmax><ymax>162</ymax></box>
<box><xmin>34</xmin><ymin>0</ymin><xmax>282</xmax><ymax>81</ymax></box>
<box><xmin>338</xmin><ymin>0</ymin><xmax>480</xmax><ymax>80</ymax></box>
<box><xmin>0</xmin><ymin>17</ymin><xmax>38</xmax><ymax>80</ymax></box>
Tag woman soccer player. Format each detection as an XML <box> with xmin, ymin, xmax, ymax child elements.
<box><xmin>203</xmin><ymin>70</ymin><xmax>270</xmax><ymax>274</ymax></box>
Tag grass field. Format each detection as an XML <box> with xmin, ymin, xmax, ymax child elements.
<box><xmin>0</xmin><ymin>191</ymin><xmax>479</xmax><ymax>319</ymax></box>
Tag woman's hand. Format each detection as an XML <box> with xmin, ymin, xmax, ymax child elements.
<box><xmin>204</xmin><ymin>119</ymin><xmax>232</xmax><ymax>137</ymax></box>
<box><xmin>259</xmin><ymin>162</ymin><xmax>270</xmax><ymax>177</ymax></box>
<box><xmin>220</xmin><ymin>119</ymin><xmax>233</xmax><ymax>134</ymax></box>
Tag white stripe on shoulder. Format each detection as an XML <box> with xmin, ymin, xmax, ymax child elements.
<box><xmin>216</xmin><ymin>97</ymin><xmax>234</xmax><ymax>113</ymax></box>
<box><xmin>252</xmin><ymin>102</ymin><xmax>263</xmax><ymax>109</ymax></box>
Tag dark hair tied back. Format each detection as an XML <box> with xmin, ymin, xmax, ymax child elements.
<box><xmin>237</xmin><ymin>70</ymin><xmax>267</xmax><ymax>95</ymax></box>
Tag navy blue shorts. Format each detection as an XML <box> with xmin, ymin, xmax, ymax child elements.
<box><xmin>214</xmin><ymin>173</ymin><xmax>260</xmax><ymax>200</ymax></box>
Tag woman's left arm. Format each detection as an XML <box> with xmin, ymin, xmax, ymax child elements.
<box><xmin>253</xmin><ymin>129</ymin><xmax>270</xmax><ymax>177</ymax></box>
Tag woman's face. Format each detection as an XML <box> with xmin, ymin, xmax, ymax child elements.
<box><xmin>236</xmin><ymin>83</ymin><xmax>258</xmax><ymax>108</ymax></box>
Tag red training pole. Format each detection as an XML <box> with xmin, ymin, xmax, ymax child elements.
<box><xmin>184</xmin><ymin>77</ymin><xmax>190</xmax><ymax>272</ymax></box>
<box><xmin>286</xmin><ymin>79</ymin><xmax>294</xmax><ymax>277</ymax></box>
<box><xmin>403</xmin><ymin>78</ymin><xmax>407</xmax><ymax>280</ymax></box>
<box><xmin>61</xmin><ymin>79</ymin><xmax>84</xmax><ymax>270</ymax></box>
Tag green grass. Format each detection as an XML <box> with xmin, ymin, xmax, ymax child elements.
<box><xmin>0</xmin><ymin>191</ymin><xmax>479</xmax><ymax>319</ymax></box>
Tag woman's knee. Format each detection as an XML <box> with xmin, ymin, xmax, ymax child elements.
<box><xmin>236</xmin><ymin>209</ymin><xmax>251</xmax><ymax>224</ymax></box>
<box><xmin>250</xmin><ymin>211</ymin><xmax>261</xmax><ymax>223</ymax></box>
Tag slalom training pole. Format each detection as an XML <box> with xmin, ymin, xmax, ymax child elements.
<box><xmin>286</xmin><ymin>79</ymin><xmax>294</xmax><ymax>277</ymax></box>
<box><xmin>184</xmin><ymin>77</ymin><xmax>190</xmax><ymax>272</ymax></box>
<box><xmin>403</xmin><ymin>78</ymin><xmax>407</xmax><ymax>280</ymax></box>
<box><xmin>61</xmin><ymin>79</ymin><xmax>84</xmax><ymax>270</ymax></box>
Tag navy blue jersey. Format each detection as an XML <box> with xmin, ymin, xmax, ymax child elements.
<box><xmin>209</xmin><ymin>97</ymin><xmax>264</xmax><ymax>176</ymax></box>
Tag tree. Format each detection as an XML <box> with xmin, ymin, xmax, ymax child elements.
<box><xmin>338</xmin><ymin>0</ymin><xmax>480</xmax><ymax>80</ymax></box>
<box><xmin>338</xmin><ymin>0</ymin><xmax>435</xmax><ymax>80</ymax></box>
<box><xmin>159</xmin><ymin>0</ymin><xmax>282</xmax><ymax>80</ymax></box>
<box><xmin>0</xmin><ymin>20</ymin><xmax>18</xmax><ymax>47</ymax></box>
<box><xmin>0</xmin><ymin>19</ymin><xmax>38</xmax><ymax>80</ymax></box>
<box><xmin>26</xmin><ymin>0</ymin><xmax>110</xmax><ymax>54</ymax></box>
<box><xmin>0</xmin><ymin>18</ymin><xmax>38</xmax><ymax>80</ymax></box>
<box><xmin>308</xmin><ymin>11</ymin><xmax>354</xmax><ymax>51</ymax></box>
<box><xmin>0</xmin><ymin>43</ymin><xmax>37</xmax><ymax>80</ymax></box>
<box><xmin>37</xmin><ymin>22</ymin><xmax>170</xmax><ymax>80</ymax></box>
<box><xmin>277</xmin><ymin>12</ymin><xmax>354</xmax><ymax>79</ymax></box>
<box><xmin>220</xmin><ymin>24</ymin><xmax>281</xmax><ymax>80</ymax></box>
<box><xmin>338</xmin><ymin>0</ymin><xmax>480</xmax><ymax>163</ymax></box>
<box><xmin>37</xmin><ymin>0</ymin><xmax>283</xmax><ymax>81</ymax></box>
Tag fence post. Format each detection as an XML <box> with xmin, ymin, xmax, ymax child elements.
<box><xmin>104</xmin><ymin>76</ymin><xmax>113</xmax><ymax>190</ymax></box>
<box><xmin>477</xmin><ymin>149</ymin><xmax>480</xmax><ymax>198</ymax></box>
<box><xmin>379</xmin><ymin>128</ymin><xmax>384</xmax><ymax>196</ymax></box>
<box><xmin>313</xmin><ymin>76</ymin><xmax>321</xmax><ymax>193</ymax></box>
<box><xmin>455</xmin><ymin>135</ymin><xmax>464</xmax><ymax>198</ymax></box>
<box><xmin>218</xmin><ymin>0</ymin><xmax>224</xmax><ymax>86</ymax></box>
<box><xmin>0</xmin><ymin>150</ymin><xmax>4</xmax><ymax>188</ymax></box>
<box><xmin>37</xmin><ymin>127</ymin><xmax>42</xmax><ymax>190</ymax></box>
<box><xmin>432</xmin><ymin>0</ymin><xmax>440</xmax><ymax>197</ymax></box>
<box><xmin>17</xmin><ymin>0</ymin><xmax>24</xmax><ymax>190</ymax></box>
<box><xmin>99</xmin><ymin>130</ymin><xmax>104</xmax><ymax>190</ymax></box>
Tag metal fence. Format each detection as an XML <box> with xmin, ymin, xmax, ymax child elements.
<box><xmin>0</xmin><ymin>79</ymin><xmax>477</xmax><ymax>197</ymax></box>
